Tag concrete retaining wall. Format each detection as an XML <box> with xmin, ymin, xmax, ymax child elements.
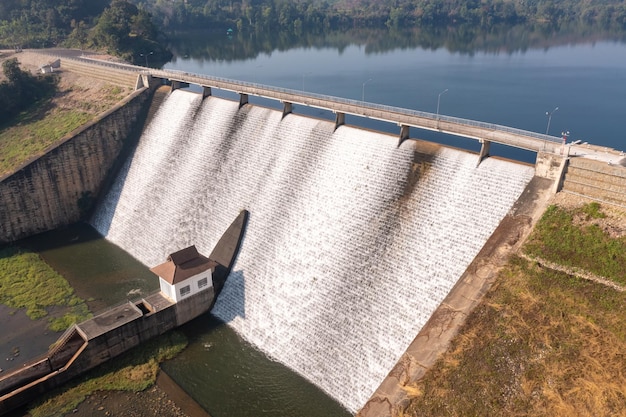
<box><xmin>0</xmin><ymin>288</ymin><xmax>215</xmax><ymax>415</ymax></box>
<box><xmin>535</xmin><ymin>151</ymin><xmax>565</xmax><ymax>181</ymax></box>
<box><xmin>0</xmin><ymin>357</ymin><xmax>52</xmax><ymax>395</ymax></box>
<box><xmin>0</xmin><ymin>87</ymin><xmax>153</xmax><ymax>244</ymax></box>
<box><xmin>562</xmin><ymin>157</ymin><xmax>626</xmax><ymax>206</ymax></box>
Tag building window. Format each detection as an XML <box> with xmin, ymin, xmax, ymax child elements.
<box><xmin>198</xmin><ymin>277</ymin><xmax>208</xmax><ymax>289</ymax></box>
<box><xmin>180</xmin><ymin>285</ymin><xmax>191</xmax><ymax>297</ymax></box>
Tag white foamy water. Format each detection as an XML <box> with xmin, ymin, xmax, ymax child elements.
<box><xmin>91</xmin><ymin>90</ymin><xmax>535</xmax><ymax>413</ymax></box>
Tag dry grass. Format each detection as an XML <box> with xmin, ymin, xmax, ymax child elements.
<box><xmin>0</xmin><ymin>51</ymin><xmax>132</xmax><ymax>177</ymax></box>
<box><xmin>402</xmin><ymin>202</ymin><xmax>626</xmax><ymax>417</ymax></box>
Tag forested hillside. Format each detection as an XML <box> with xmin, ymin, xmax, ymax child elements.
<box><xmin>1</xmin><ymin>0</ymin><xmax>625</xmax><ymax>60</ymax></box>
<box><xmin>0</xmin><ymin>0</ymin><xmax>109</xmax><ymax>47</ymax></box>
<box><xmin>0</xmin><ymin>58</ymin><xmax>57</xmax><ymax>125</ymax></box>
<box><xmin>0</xmin><ymin>0</ymin><xmax>169</xmax><ymax>64</ymax></box>
<box><xmin>131</xmin><ymin>0</ymin><xmax>626</xmax><ymax>32</ymax></box>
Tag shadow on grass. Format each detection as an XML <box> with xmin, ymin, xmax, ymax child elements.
<box><xmin>0</xmin><ymin>96</ymin><xmax>56</xmax><ymax>132</ymax></box>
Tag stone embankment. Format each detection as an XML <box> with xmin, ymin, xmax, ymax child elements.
<box><xmin>0</xmin><ymin>87</ymin><xmax>153</xmax><ymax>244</ymax></box>
<box><xmin>562</xmin><ymin>157</ymin><xmax>626</xmax><ymax>207</ymax></box>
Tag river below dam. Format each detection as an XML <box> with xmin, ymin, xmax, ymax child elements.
<box><xmin>16</xmin><ymin>222</ymin><xmax>350</xmax><ymax>417</ymax></box>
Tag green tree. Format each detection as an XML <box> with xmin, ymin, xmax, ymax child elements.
<box><xmin>89</xmin><ymin>0</ymin><xmax>171</xmax><ymax>64</ymax></box>
<box><xmin>91</xmin><ymin>0</ymin><xmax>136</xmax><ymax>51</ymax></box>
<box><xmin>66</xmin><ymin>19</ymin><xmax>89</xmax><ymax>48</ymax></box>
<box><xmin>0</xmin><ymin>59</ymin><xmax>58</xmax><ymax>125</ymax></box>
<box><xmin>0</xmin><ymin>0</ymin><xmax>108</xmax><ymax>48</ymax></box>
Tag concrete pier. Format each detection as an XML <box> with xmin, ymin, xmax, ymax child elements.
<box><xmin>477</xmin><ymin>139</ymin><xmax>491</xmax><ymax>167</ymax></box>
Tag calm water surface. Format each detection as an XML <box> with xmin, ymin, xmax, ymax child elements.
<box><xmin>21</xmin><ymin>223</ymin><xmax>158</xmax><ymax>312</ymax></box>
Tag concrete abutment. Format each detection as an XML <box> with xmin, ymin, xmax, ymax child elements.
<box><xmin>239</xmin><ymin>93</ymin><xmax>249</xmax><ymax>107</ymax></box>
<box><xmin>335</xmin><ymin>111</ymin><xmax>345</xmax><ymax>130</ymax></box>
<box><xmin>282</xmin><ymin>101</ymin><xmax>293</xmax><ymax>119</ymax></box>
<box><xmin>0</xmin><ymin>85</ymin><xmax>157</xmax><ymax>244</ymax></box>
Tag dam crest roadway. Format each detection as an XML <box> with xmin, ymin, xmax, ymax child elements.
<box><xmin>152</xmin><ymin>69</ymin><xmax>626</xmax><ymax>166</ymax></box>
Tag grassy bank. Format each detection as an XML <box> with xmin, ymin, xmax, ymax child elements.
<box><xmin>0</xmin><ymin>54</ymin><xmax>130</xmax><ymax>178</ymax></box>
<box><xmin>0</xmin><ymin>104</ymin><xmax>92</xmax><ymax>177</ymax></box>
<box><xmin>0</xmin><ymin>84</ymin><xmax>127</xmax><ymax>178</ymax></box>
<box><xmin>524</xmin><ymin>202</ymin><xmax>626</xmax><ymax>286</ymax></box>
<box><xmin>402</xmin><ymin>202</ymin><xmax>626</xmax><ymax>416</ymax></box>
<box><xmin>28</xmin><ymin>331</ymin><xmax>188</xmax><ymax>417</ymax></box>
<box><xmin>0</xmin><ymin>246</ymin><xmax>91</xmax><ymax>331</ymax></box>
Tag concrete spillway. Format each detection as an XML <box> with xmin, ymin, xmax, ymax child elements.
<box><xmin>91</xmin><ymin>89</ymin><xmax>535</xmax><ymax>412</ymax></box>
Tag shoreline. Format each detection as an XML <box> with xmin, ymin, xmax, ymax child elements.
<box><xmin>56</xmin><ymin>368</ymin><xmax>211</xmax><ymax>417</ymax></box>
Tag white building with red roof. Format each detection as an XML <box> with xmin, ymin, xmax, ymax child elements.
<box><xmin>150</xmin><ymin>245</ymin><xmax>217</xmax><ymax>303</ymax></box>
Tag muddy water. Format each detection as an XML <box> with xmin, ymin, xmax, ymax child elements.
<box><xmin>21</xmin><ymin>222</ymin><xmax>159</xmax><ymax>313</ymax></box>
<box><xmin>1</xmin><ymin>222</ymin><xmax>158</xmax><ymax>373</ymax></box>
<box><xmin>0</xmin><ymin>305</ymin><xmax>58</xmax><ymax>374</ymax></box>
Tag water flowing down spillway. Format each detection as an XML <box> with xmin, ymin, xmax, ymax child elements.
<box><xmin>91</xmin><ymin>89</ymin><xmax>535</xmax><ymax>412</ymax></box>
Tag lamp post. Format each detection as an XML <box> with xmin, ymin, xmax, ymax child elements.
<box><xmin>362</xmin><ymin>78</ymin><xmax>372</xmax><ymax>102</ymax></box>
<box><xmin>140</xmin><ymin>51</ymin><xmax>153</xmax><ymax>67</ymax></box>
<box><xmin>436</xmin><ymin>88</ymin><xmax>448</xmax><ymax>120</ymax></box>
<box><xmin>545</xmin><ymin>106</ymin><xmax>558</xmax><ymax>135</ymax></box>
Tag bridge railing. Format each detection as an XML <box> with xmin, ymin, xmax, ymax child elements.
<box><xmin>41</xmin><ymin>53</ymin><xmax>563</xmax><ymax>146</ymax></box>
<box><xmin>154</xmin><ymin>68</ymin><xmax>564</xmax><ymax>144</ymax></box>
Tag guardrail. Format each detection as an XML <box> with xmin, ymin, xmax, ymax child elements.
<box><xmin>150</xmin><ymin>67</ymin><xmax>564</xmax><ymax>146</ymax></box>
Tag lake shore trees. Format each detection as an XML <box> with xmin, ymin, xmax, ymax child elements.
<box><xmin>0</xmin><ymin>0</ymin><xmax>170</xmax><ymax>65</ymax></box>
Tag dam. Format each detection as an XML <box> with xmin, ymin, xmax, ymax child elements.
<box><xmin>91</xmin><ymin>88</ymin><xmax>536</xmax><ymax>413</ymax></box>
